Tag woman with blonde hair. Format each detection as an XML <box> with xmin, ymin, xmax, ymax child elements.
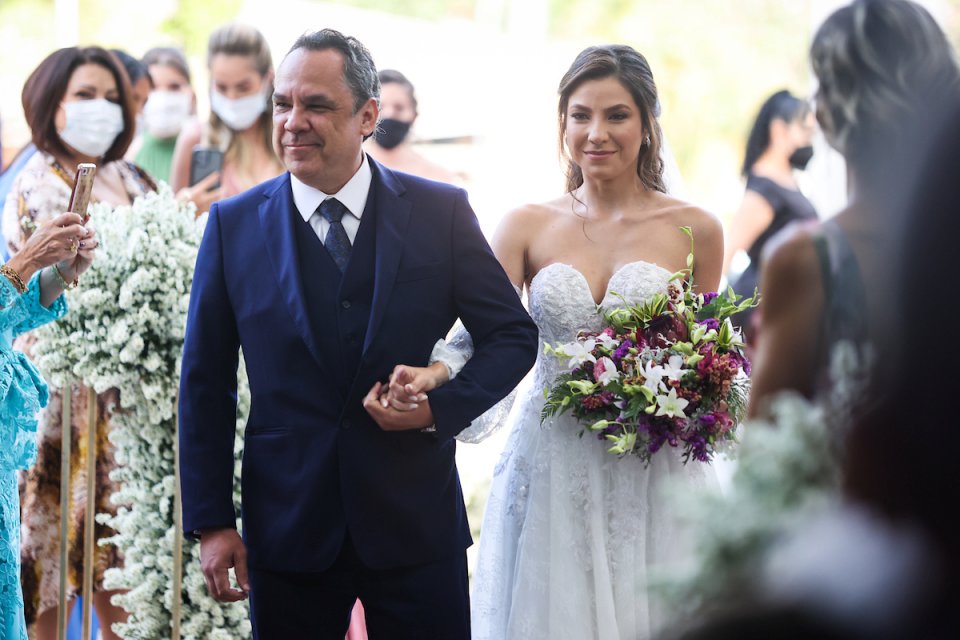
<box><xmin>171</xmin><ymin>23</ymin><xmax>283</xmax><ymax>212</ymax></box>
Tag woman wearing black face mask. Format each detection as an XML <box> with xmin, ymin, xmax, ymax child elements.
<box><xmin>724</xmin><ymin>90</ymin><xmax>818</xmax><ymax>344</ymax></box>
<box><xmin>364</xmin><ymin>69</ymin><xmax>458</xmax><ymax>184</ymax></box>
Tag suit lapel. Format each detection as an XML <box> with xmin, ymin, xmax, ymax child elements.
<box><xmin>363</xmin><ymin>159</ymin><xmax>411</xmax><ymax>355</ymax></box>
<box><xmin>258</xmin><ymin>174</ymin><xmax>331</xmax><ymax>376</ymax></box>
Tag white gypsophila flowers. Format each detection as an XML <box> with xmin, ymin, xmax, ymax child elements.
<box><xmin>35</xmin><ymin>185</ymin><xmax>252</xmax><ymax>639</ymax></box>
<box><xmin>660</xmin><ymin>340</ymin><xmax>869</xmax><ymax>617</ymax></box>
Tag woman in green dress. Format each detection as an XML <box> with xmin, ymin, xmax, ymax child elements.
<box><xmin>132</xmin><ymin>47</ymin><xmax>195</xmax><ymax>184</ymax></box>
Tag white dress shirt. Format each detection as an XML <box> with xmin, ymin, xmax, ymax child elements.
<box><xmin>290</xmin><ymin>155</ymin><xmax>372</xmax><ymax>245</ymax></box>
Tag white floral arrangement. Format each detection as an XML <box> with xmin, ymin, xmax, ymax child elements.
<box><xmin>660</xmin><ymin>341</ymin><xmax>869</xmax><ymax>615</ymax></box>
<box><xmin>33</xmin><ymin>186</ymin><xmax>252</xmax><ymax>639</ymax></box>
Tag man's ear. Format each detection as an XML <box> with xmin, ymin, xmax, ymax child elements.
<box><xmin>359</xmin><ymin>97</ymin><xmax>379</xmax><ymax>138</ymax></box>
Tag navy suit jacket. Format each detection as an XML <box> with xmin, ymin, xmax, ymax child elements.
<box><xmin>178</xmin><ymin>159</ymin><xmax>538</xmax><ymax>572</ymax></box>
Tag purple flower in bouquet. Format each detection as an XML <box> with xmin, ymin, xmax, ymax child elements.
<box><xmin>581</xmin><ymin>391</ymin><xmax>615</xmax><ymax>411</ymax></box>
<box><xmin>684</xmin><ymin>433</ymin><xmax>710</xmax><ymax>462</ymax></box>
<box><xmin>540</xmin><ymin>225</ymin><xmax>755</xmax><ymax>466</ymax></box>
<box><xmin>646</xmin><ymin>418</ymin><xmax>680</xmax><ymax>455</ymax></box>
<box><xmin>632</xmin><ymin>330</ymin><xmax>647</xmax><ymax>351</ymax></box>
<box><xmin>645</xmin><ymin>314</ymin><xmax>688</xmax><ymax>348</ymax></box>
<box><xmin>612</xmin><ymin>339</ymin><xmax>634</xmax><ymax>363</ymax></box>
<box><xmin>698</xmin><ymin>317</ymin><xmax>720</xmax><ymax>332</ymax></box>
<box><xmin>731</xmin><ymin>350</ymin><xmax>752</xmax><ymax>376</ymax></box>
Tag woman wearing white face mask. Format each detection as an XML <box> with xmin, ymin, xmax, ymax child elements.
<box><xmin>1</xmin><ymin>46</ymin><xmax>155</xmax><ymax>640</ymax></box>
<box><xmin>131</xmin><ymin>47</ymin><xmax>196</xmax><ymax>184</ymax></box>
<box><xmin>2</xmin><ymin>47</ymin><xmax>156</xmax><ymax>256</ymax></box>
<box><xmin>170</xmin><ymin>23</ymin><xmax>283</xmax><ymax>212</ymax></box>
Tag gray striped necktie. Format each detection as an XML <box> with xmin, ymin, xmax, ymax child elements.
<box><xmin>317</xmin><ymin>197</ymin><xmax>352</xmax><ymax>272</ymax></box>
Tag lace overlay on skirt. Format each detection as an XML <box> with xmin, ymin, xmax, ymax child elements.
<box><xmin>469</xmin><ymin>262</ymin><xmax>718</xmax><ymax>640</ymax></box>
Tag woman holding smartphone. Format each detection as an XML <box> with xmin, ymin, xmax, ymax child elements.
<box><xmin>1</xmin><ymin>212</ymin><xmax>98</xmax><ymax>640</ymax></box>
<box><xmin>2</xmin><ymin>46</ymin><xmax>155</xmax><ymax>640</ymax></box>
<box><xmin>170</xmin><ymin>23</ymin><xmax>283</xmax><ymax>212</ymax></box>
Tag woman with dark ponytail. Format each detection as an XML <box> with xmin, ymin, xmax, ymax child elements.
<box><xmin>725</xmin><ymin>90</ymin><xmax>818</xmax><ymax>343</ymax></box>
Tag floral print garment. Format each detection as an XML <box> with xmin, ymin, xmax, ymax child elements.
<box><xmin>2</xmin><ymin>150</ymin><xmax>155</xmax><ymax>625</ymax></box>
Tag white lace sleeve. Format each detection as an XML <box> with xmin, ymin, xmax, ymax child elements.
<box><xmin>430</xmin><ymin>284</ymin><xmax>524</xmax><ymax>443</ymax></box>
<box><xmin>428</xmin><ymin>327</ymin><xmax>473</xmax><ymax>381</ymax></box>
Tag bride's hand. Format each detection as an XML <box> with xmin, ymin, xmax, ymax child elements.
<box><xmin>380</xmin><ymin>363</ymin><xmax>450</xmax><ymax>411</ymax></box>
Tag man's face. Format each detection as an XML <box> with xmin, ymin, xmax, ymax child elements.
<box><xmin>272</xmin><ymin>48</ymin><xmax>378</xmax><ymax>192</ymax></box>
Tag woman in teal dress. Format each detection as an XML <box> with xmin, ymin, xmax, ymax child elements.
<box><xmin>0</xmin><ymin>212</ymin><xmax>97</xmax><ymax>639</ymax></box>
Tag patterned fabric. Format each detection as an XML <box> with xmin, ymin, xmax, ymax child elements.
<box><xmin>811</xmin><ymin>219</ymin><xmax>869</xmax><ymax>386</ymax></box>
<box><xmin>318</xmin><ymin>197</ymin><xmax>352</xmax><ymax>272</ymax></box>
<box><xmin>429</xmin><ymin>283</ymin><xmax>524</xmax><ymax>444</ymax></box>
<box><xmin>1</xmin><ymin>150</ymin><xmax>156</xmax><ymax>257</ymax></box>
<box><xmin>1</xmin><ymin>149</ymin><xmax>155</xmax><ymax>626</ymax></box>
<box><xmin>435</xmin><ymin>262</ymin><xmax>717</xmax><ymax>639</ymax></box>
<box><xmin>1</xmin><ymin>273</ymin><xmax>67</xmax><ymax>640</ymax></box>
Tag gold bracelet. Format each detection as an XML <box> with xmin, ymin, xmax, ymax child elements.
<box><xmin>52</xmin><ymin>264</ymin><xmax>79</xmax><ymax>290</ymax></box>
<box><xmin>0</xmin><ymin>264</ymin><xmax>27</xmax><ymax>293</ymax></box>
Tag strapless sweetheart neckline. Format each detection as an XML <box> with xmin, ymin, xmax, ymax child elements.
<box><xmin>530</xmin><ymin>260</ymin><xmax>674</xmax><ymax>306</ymax></box>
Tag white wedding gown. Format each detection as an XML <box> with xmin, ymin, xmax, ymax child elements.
<box><xmin>449</xmin><ymin>261</ymin><xmax>718</xmax><ymax>640</ymax></box>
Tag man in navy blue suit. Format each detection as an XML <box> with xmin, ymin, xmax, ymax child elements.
<box><xmin>178</xmin><ymin>29</ymin><xmax>537</xmax><ymax>639</ymax></box>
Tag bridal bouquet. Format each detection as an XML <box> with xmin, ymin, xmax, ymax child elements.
<box><xmin>541</xmin><ymin>227</ymin><xmax>757</xmax><ymax>465</ymax></box>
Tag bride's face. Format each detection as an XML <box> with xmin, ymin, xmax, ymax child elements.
<box><xmin>564</xmin><ymin>76</ymin><xmax>645</xmax><ymax>183</ymax></box>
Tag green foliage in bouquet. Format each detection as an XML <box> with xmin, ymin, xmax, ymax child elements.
<box><xmin>541</xmin><ymin>227</ymin><xmax>758</xmax><ymax>464</ymax></box>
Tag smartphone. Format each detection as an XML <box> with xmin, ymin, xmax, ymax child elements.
<box><xmin>68</xmin><ymin>163</ymin><xmax>97</xmax><ymax>223</ymax></box>
<box><xmin>190</xmin><ymin>146</ymin><xmax>224</xmax><ymax>189</ymax></box>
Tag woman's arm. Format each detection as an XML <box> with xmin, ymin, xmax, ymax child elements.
<box><xmin>170</xmin><ymin>120</ymin><xmax>203</xmax><ymax>193</ymax></box>
<box><xmin>747</xmin><ymin>226</ymin><xmax>824</xmax><ymax>417</ymax></box>
<box><xmin>723</xmin><ymin>190</ymin><xmax>774</xmax><ymax>276</ymax></box>
<box><xmin>490</xmin><ymin>205</ymin><xmax>535</xmax><ymax>289</ymax></box>
<box><xmin>689</xmin><ymin>208</ymin><xmax>724</xmax><ymax>293</ymax></box>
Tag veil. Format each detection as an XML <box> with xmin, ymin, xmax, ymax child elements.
<box><xmin>659</xmin><ymin>130</ymin><xmax>687</xmax><ymax>199</ymax></box>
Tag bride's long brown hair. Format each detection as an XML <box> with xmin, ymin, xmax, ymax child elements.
<box><xmin>558</xmin><ymin>45</ymin><xmax>666</xmax><ymax>194</ymax></box>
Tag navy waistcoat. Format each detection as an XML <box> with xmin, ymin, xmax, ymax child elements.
<box><xmin>292</xmin><ymin>191</ymin><xmax>377</xmax><ymax>399</ymax></box>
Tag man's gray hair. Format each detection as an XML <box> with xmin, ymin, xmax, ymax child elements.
<box><xmin>288</xmin><ymin>29</ymin><xmax>380</xmax><ymax>113</ymax></box>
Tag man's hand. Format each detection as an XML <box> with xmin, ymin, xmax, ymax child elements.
<box><xmin>200</xmin><ymin>528</ymin><xmax>250</xmax><ymax>602</ymax></box>
<box><xmin>363</xmin><ymin>381</ymin><xmax>436</xmax><ymax>431</ymax></box>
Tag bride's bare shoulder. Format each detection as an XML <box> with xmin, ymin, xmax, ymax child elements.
<box><xmin>650</xmin><ymin>193</ymin><xmax>722</xmax><ymax>243</ymax></box>
<box><xmin>497</xmin><ymin>195</ymin><xmax>575</xmax><ymax>236</ymax></box>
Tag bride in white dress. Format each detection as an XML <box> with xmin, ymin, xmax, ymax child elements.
<box><xmin>381</xmin><ymin>45</ymin><xmax>723</xmax><ymax>639</ymax></box>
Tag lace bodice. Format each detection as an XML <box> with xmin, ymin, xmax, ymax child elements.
<box><xmin>434</xmin><ymin>261</ymin><xmax>674</xmax><ymax>444</ymax></box>
<box><xmin>529</xmin><ymin>261</ymin><xmax>673</xmax><ymax>386</ymax></box>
